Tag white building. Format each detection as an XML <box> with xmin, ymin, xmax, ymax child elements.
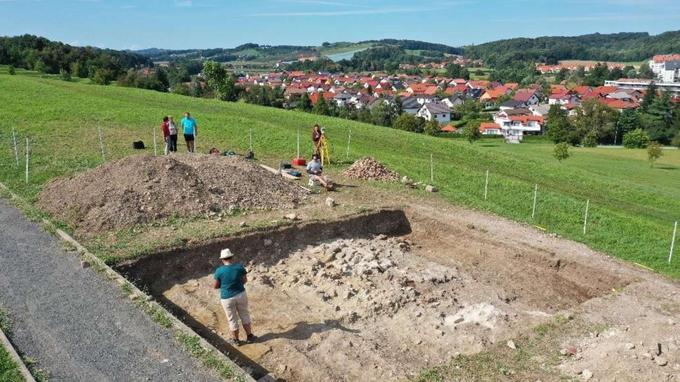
<box><xmin>493</xmin><ymin>110</ymin><xmax>544</xmax><ymax>136</ymax></box>
<box><xmin>604</xmin><ymin>78</ymin><xmax>680</xmax><ymax>96</ymax></box>
<box><xmin>650</xmin><ymin>55</ymin><xmax>680</xmax><ymax>83</ymax></box>
<box><xmin>417</xmin><ymin>103</ymin><xmax>451</xmax><ymax>124</ymax></box>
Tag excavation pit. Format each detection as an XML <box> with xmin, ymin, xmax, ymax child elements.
<box><xmin>117</xmin><ymin>208</ymin><xmax>634</xmax><ymax>381</ymax></box>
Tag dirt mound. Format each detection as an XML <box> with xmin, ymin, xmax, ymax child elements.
<box><xmin>343</xmin><ymin>157</ymin><xmax>399</xmax><ymax>181</ymax></box>
<box><xmin>38</xmin><ymin>154</ymin><xmax>305</xmax><ymax>235</ymax></box>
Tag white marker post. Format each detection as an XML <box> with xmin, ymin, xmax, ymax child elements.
<box><xmin>669</xmin><ymin>221</ymin><xmax>677</xmax><ymax>264</ymax></box>
<box><xmin>583</xmin><ymin>199</ymin><xmax>590</xmax><ymax>235</ymax></box>
<box><xmin>97</xmin><ymin>125</ymin><xmax>106</xmax><ymax>162</ymax></box>
<box><xmin>346</xmin><ymin>128</ymin><xmax>351</xmax><ymax>160</ymax></box>
<box><xmin>24</xmin><ymin>138</ymin><xmax>29</xmax><ymax>184</ymax></box>
<box><xmin>484</xmin><ymin>169</ymin><xmax>489</xmax><ymax>201</ymax></box>
<box><xmin>12</xmin><ymin>128</ymin><xmax>19</xmax><ymax>168</ymax></box>
<box><xmin>249</xmin><ymin>128</ymin><xmax>253</xmax><ymax>152</ymax></box>
<box><xmin>296</xmin><ymin>127</ymin><xmax>301</xmax><ymax>158</ymax></box>
<box><xmin>430</xmin><ymin>154</ymin><xmax>434</xmax><ymax>184</ymax></box>
<box><xmin>531</xmin><ymin>184</ymin><xmax>538</xmax><ymax>219</ymax></box>
<box><xmin>153</xmin><ymin>127</ymin><xmax>158</xmax><ymax>156</ymax></box>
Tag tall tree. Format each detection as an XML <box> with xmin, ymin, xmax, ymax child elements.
<box><xmin>640</xmin><ymin>82</ymin><xmax>657</xmax><ymax>112</ymax></box>
<box><xmin>546</xmin><ymin>105</ymin><xmax>574</xmax><ymax>144</ymax></box>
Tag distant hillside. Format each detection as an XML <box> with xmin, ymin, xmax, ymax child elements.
<box><xmin>136</xmin><ymin>39</ymin><xmax>461</xmax><ymax>65</ymax></box>
<box><xmin>462</xmin><ymin>31</ymin><xmax>680</xmax><ymax>67</ymax></box>
<box><xmin>0</xmin><ymin>34</ymin><xmax>151</xmax><ymax>77</ymax></box>
<box><xmin>135</xmin><ymin>43</ymin><xmax>317</xmax><ymax>63</ymax></box>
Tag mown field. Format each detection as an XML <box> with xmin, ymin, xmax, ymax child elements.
<box><xmin>0</xmin><ymin>72</ymin><xmax>679</xmax><ymax>278</ymax></box>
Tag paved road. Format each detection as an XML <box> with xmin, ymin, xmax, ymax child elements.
<box><xmin>0</xmin><ymin>199</ymin><xmax>222</xmax><ymax>382</ymax></box>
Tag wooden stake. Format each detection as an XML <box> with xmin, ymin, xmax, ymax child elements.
<box><xmin>153</xmin><ymin>127</ymin><xmax>158</xmax><ymax>156</ymax></box>
<box><xmin>249</xmin><ymin>128</ymin><xmax>253</xmax><ymax>152</ymax></box>
<box><xmin>12</xmin><ymin>128</ymin><xmax>19</xmax><ymax>168</ymax></box>
<box><xmin>97</xmin><ymin>125</ymin><xmax>106</xmax><ymax>162</ymax></box>
<box><xmin>296</xmin><ymin>127</ymin><xmax>300</xmax><ymax>158</ymax></box>
<box><xmin>346</xmin><ymin>128</ymin><xmax>351</xmax><ymax>160</ymax></box>
<box><xmin>531</xmin><ymin>184</ymin><xmax>538</xmax><ymax>219</ymax></box>
<box><xmin>24</xmin><ymin>138</ymin><xmax>29</xmax><ymax>184</ymax></box>
<box><xmin>430</xmin><ymin>154</ymin><xmax>434</xmax><ymax>184</ymax></box>
<box><xmin>669</xmin><ymin>221</ymin><xmax>677</xmax><ymax>264</ymax></box>
<box><xmin>484</xmin><ymin>169</ymin><xmax>489</xmax><ymax>200</ymax></box>
<box><xmin>583</xmin><ymin>199</ymin><xmax>590</xmax><ymax>235</ymax></box>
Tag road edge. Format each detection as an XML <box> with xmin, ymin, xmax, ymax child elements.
<box><xmin>0</xmin><ymin>182</ymin><xmax>256</xmax><ymax>382</ymax></box>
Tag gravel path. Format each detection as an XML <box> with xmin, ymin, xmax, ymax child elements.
<box><xmin>0</xmin><ymin>199</ymin><xmax>222</xmax><ymax>382</ymax></box>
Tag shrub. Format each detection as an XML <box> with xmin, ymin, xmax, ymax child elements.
<box><xmin>553</xmin><ymin>142</ymin><xmax>571</xmax><ymax>162</ymax></box>
<box><xmin>581</xmin><ymin>131</ymin><xmax>598</xmax><ymax>147</ymax></box>
<box><xmin>647</xmin><ymin>142</ymin><xmax>663</xmax><ymax>168</ymax></box>
<box><xmin>622</xmin><ymin>128</ymin><xmax>650</xmax><ymax>149</ymax></box>
<box><xmin>8</xmin><ymin>65</ymin><xmax>16</xmax><ymax>75</ymax></box>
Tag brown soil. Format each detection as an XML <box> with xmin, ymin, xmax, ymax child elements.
<box><xmin>38</xmin><ymin>154</ymin><xmax>306</xmax><ymax>236</ymax></box>
<box><xmin>343</xmin><ymin>157</ymin><xmax>399</xmax><ymax>182</ymax></box>
<box><xmin>118</xmin><ymin>197</ymin><xmax>680</xmax><ymax>382</ymax></box>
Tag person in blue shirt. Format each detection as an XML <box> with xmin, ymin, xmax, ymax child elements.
<box><xmin>213</xmin><ymin>248</ymin><xmax>256</xmax><ymax>346</ymax></box>
<box><xmin>180</xmin><ymin>111</ymin><xmax>198</xmax><ymax>153</ymax></box>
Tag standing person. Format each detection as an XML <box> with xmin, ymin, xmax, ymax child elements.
<box><xmin>167</xmin><ymin>115</ymin><xmax>178</xmax><ymax>153</ymax></box>
<box><xmin>213</xmin><ymin>248</ymin><xmax>257</xmax><ymax>346</ymax></box>
<box><xmin>160</xmin><ymin>116</ymin><xmax>170</xmax><ymax>155</ymax></box>
<box><xmin>181</xmin><ymin>112</ymin><xmax>197</xmax><ymax>153</ymax></box>
<box><xmin>311</xmin><ymin>124</ymin><xmax>322</xmax><ymax>155</ymax></box>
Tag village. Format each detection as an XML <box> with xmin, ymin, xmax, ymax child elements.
<box><xmin>229</xmin><ymin>54</ymin><xmax>680</xmax><ymax>143</ymax></box>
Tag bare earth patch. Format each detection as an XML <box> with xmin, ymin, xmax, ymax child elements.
<box><xmin>118</xmin><ymin>195</ymin><xmax>680</xmax><ymax>382</ymax></box>
<box><xmin>38</xmin><ymin>154</ymin><xmax>306</xmax><ymax>236</ymax></box>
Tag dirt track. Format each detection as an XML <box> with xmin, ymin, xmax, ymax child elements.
<box><xmin>122</xmin><ymin>199</ymin><xmax>680</xmax><ymax>381</ymax></box>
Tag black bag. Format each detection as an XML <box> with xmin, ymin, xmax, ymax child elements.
<box><xmin>132</xmin><ymin>141</ymin><xmax>145</xmax><ymax>150</ymax></box>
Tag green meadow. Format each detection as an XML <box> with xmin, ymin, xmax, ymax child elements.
<box><xmin>0</xmin><ymin>72</ymin><xmax>679</xmax><ymax>277</ymax></box>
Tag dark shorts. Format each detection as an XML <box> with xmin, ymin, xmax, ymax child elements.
<box><xmin>184</xmin><ymin>134</ymin><xmax>195</xmax><ymax>142</ymax></box>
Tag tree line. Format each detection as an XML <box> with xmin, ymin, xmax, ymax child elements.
<box><xmin>0</xmin><ymin>34</ymin><xmax>150</xmax><ymax>84</ymax></box>
<box><xmin>463</xmin><ymin>31</ymin><xmax>680</xmax><ymax>68</ymax></box>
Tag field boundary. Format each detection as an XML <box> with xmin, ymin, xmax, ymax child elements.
<box><xmin>0</xmin><ymin>181</ymin><xmax>256</xmax><ymax>382</ymax></box>
<box><xmin>0</xmin><ymin>326</ymin><xmax>36</xmax><ymax>382</ymax></box>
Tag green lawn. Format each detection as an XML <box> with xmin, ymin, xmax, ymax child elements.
<box><xmin>0</xmin><ymin>73</ymin><xmax>679</xmax><ymax>278</ymax></box>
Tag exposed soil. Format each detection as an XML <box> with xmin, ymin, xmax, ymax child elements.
<box><xmin>117</xmin><ymin>199</ymin><xmax>680</xmax><ymax>382</ymax></box>
<box><xmin>343</xmin><ymin>157</ymin><xmax>399</xmax><ymax>182</ymax></box>
<box><xmin>38</xmin><ymin>154</ymin><xmax>306</xmax><ymax>236</ymax></box>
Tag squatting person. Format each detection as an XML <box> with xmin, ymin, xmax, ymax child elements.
<box><xmin>213</xmin><ymin>248</ymin><xmax>257</xmax><ymax>346</ymax></box>
<box><xmin>181</xmin><ymin>111</ymin><xmax>197</xmax><ymax>153</ymax></box>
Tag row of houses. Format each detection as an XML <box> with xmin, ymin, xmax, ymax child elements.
<box><xmin>234</xmin><ymin>61</ymin><xmax>679</xmax><ymax>143</ymax></box>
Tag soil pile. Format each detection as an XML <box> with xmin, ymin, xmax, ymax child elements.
<box><xmin>38</xmin><ymin>154</ymin><xmax>305</xmax><ymax>235</ymax></box>
<box><xmin>343</xmin><ymin>157</ymin><xmax>399</xmax><ymax>181</ymax></box>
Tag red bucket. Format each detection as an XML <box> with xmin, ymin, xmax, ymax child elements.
<box><xmin>292</xmin><ymin>157</ymin><xmax>307</xmax><ymax>166</ymax></box>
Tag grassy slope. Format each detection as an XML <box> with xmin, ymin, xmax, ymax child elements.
<box><xmin>0</xmin><ymin>74</ymin><xmax>679</xmax><ymax>278</ymax></box>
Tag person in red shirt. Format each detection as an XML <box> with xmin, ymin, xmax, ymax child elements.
<box><xmin>161</xmin><ymin>116</ymin><xmax>170</xmax><ymax>155</ymax></box>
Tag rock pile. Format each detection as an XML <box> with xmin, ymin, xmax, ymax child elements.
<box><xmin>38</xmin><ymin>154</ymin><xmax>305</xmax><ymax>235</ymax></box>
<box><xmin>343</xmin><ymin>157</ymin><xmax>399</xmax><ymax>182</ymax></box>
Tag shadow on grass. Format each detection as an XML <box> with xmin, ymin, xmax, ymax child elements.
<box><xmin>654</xmin><ymin>165</ymin><xmax>677</xmax><ymax>171</ymax></box>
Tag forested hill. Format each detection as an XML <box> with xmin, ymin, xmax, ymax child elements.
<box><xmin>462</xmin><ymin>31</ymin><xmax>680</xmax><ymax>67</ymax></box>
<box><xmin>0</xmin><ymin>34</ymin><xmax>150</xmax><ymax>79</ymax></box>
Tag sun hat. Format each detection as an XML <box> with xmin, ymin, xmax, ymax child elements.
<box><xmin>219</xmin><ymin>248</ymin><xmax>234</xmax><ymax>259</ymax></box>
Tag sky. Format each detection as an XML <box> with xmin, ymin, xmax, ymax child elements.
<box><xmin>1</xmin><ymin>0</ymin><xmax>679</xmax><ymax>50</ymax></box>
